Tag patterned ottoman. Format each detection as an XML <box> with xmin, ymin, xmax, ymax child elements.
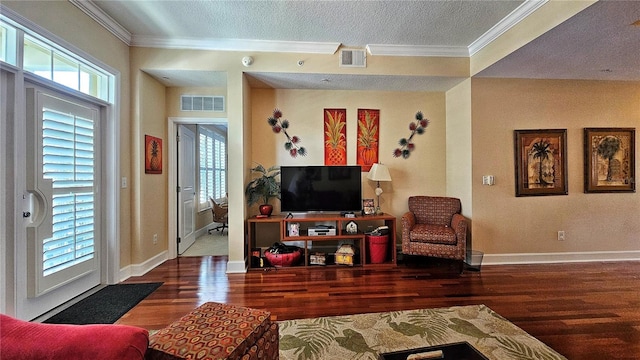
<box><xmin>146</xmin><ymin>302</ymin><xmax>279</xmax><ymax>360</ymax></box>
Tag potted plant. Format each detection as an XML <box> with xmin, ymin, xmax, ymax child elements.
<box><xmin>245</xmin><ymin>164</ymin><xmax>280</xmax><ymax>216</ymax></box>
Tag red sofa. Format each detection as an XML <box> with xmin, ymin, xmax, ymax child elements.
<box><xmin>0</xmin><ymin>314</ymin><xmax>149</xmax><ymax>360</ymax></box>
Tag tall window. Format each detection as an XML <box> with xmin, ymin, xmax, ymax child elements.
<box><xmin>199</xmin><ymin>126</ymin><xmax>226</xmax><ymax>209</ymax></box>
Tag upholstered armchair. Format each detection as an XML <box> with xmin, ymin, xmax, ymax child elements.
<box><xmin>401</xmin><ymin>196</ymin><xmax>468</xmax><ymax>268</ymax></box>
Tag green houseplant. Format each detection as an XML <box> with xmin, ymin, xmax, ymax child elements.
<box><xmin>245</xmin><ymin>164</ymin><xmax>280</xmax><ymax>216</ymax></box>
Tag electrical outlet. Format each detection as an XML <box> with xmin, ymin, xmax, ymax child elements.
<box><xmin>557</xmin><ymin>231</ymin><xmax>565</xmax><ymax>241</ymax></box>
<box><xmin>153</xmin><ymin>234</ymin><xmax>158</xmax><ymax>244</ymax></box>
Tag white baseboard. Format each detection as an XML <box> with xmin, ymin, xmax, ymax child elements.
<box><xmin>117</xmin><ymin>250</ymin><xmax>640</xmax><ymax>281</ymax></box>
<box><xmin>226</xmin><ymin>259</ymin><xmax>247</xmax><ymax>273</ymax></box>
<box><xmin>483</xmin><ymin>250</ymin><xmax>640</xmax><ymax>265</ymax></box>
<box><xmin>119</xmin><ymin>250</ymin><xmax>169</xmax><ymax>282</ymax></box>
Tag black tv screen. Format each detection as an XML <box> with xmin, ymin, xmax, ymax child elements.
<box><xmin>280</xmin><ymin>165</ymin><xmax>362</xmax><ymax>213</ymax></box>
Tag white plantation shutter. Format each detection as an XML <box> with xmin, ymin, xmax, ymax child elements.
<box><xmin>42</xmin><ymin>109</ymin><xmax>95</xmax><ymax>276</ymax></box>
<box><xmin>198</xmin><ymin>127</ymin><xmax>226</xmax><ymax>208</ymax></box>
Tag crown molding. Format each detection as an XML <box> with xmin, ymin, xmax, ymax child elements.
<box><xmin>131</xmin><ymin>36</ymin><xmax>340</xmax><ymax>54</ymax></box>
<box><xmin>69</xmin><ymin>0</ymin><xmax>545</xmax><ymax>57</ymax></box>
<box><xmin>468</xmin><ymin>0</ymin><xmax>549</xmax><ymax>56</ymax></box>
<box><xmin>69</xmin><ymin>0</ymin><xmax>131</xmax><ymax>45</ymax></box>
<box><xmin>366</xmin><ymin>44</ymin><xmax>469</xmax><ymax>57</ymax></box>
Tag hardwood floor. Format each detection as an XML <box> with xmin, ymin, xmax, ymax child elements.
<box><xmin>117</xmin><ymin>256</ymin><xmax>640</xmax><ymax>360</ymax></box>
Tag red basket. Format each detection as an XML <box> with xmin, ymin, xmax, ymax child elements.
<box><xmin>264</xmin><ymin>249</ymin><xmax>303</xmax><ymax>267</ymax></box>
<box><xmin>367</xmin><ymin>235</ymin><xmax>389</xmax><ymax>264</ymax></box>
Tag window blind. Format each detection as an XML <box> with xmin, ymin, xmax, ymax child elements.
<box><xmin>42</xmin><ymin>109</ymin><xmax>95</xmax><ymax>276</ymax></box>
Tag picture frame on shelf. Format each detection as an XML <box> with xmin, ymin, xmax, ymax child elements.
<box><xmin>584</xmin><ymin>127</ymin><xmax>635</xmax><ymax>193</ymax></box>
<box><xmin>514</xmin><ymin>129</ymin><xmax>568</xmax><ymax>197</ymax></box>
<box><xmin>362</xmin><ymin>198</ymin><xmax>375</xmax><ymax>215</ymax></box>
<box><xmin>288</xmin><ymin>222</ymin><xmax>300</xmax><ymax>236</ymax></box>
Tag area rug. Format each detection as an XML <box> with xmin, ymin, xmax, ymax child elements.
<box><xmin>44</xmin><ymin>282</ymin><xmax>163</xmax><ymax>325</ymax></box>
<box><xmin>278</xmin><ymin>304</ymin><xmax>566</xmax><ymax>360</ymax></box>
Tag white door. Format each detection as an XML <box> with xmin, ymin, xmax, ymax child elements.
<box><xmin>19</xmin><ymin>87</ymin><xmax>101</xmax><ymax>320</ymax></box>
<box><xmin>177</xmin><ymin>125</ymin><xmax>196</xmax><ymax>254</ymax></box>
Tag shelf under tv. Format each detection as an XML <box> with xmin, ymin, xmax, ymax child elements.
<box><xmin>247</xmin><ymin>213</ymin><xmax>397</xmax><ymax>270</ymax></box>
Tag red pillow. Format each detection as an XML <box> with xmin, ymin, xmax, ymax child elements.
<box><xmin>0</xmin><ymin>314</ymin><xmax>149</xmax><ymax>360</ymax></box>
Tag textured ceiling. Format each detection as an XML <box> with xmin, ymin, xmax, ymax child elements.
<box><xmin>88</xmin><ymin>0</ymin><xmax>640</xmax><ymax>90</ymax></box>
<box><xmin>477</xmin><ymin>0</ymin><xmax>640</xmax><ymax>81</ymax></box>
<box><xmin>92</xmin><ymin>0</ymin><xmax>523</xmax><ymax>48</ymax></box>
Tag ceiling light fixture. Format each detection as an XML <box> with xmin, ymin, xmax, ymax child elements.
<box><xmin>632</xmin><ymin>20</ymin><xmax>640</xmax><ymax>27</ymax></box>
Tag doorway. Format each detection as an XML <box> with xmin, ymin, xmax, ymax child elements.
<box><xmin>169</xmin><ymin>119</ymin><xmax>228</xmax><ymax>259</ymax></box>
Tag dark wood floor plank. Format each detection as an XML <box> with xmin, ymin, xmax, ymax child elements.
<box><xmin>117</xmin><ymin>257</ymin><xmax>640</xmax><ymax>360</ymax></box>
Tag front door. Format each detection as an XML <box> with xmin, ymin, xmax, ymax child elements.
<box><xmin>19</xmin><ymin>87</ymin><xmax>102</xmax><ymax>319</ymax></box>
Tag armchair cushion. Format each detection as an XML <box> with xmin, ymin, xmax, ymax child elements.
<box><xmin>410</xmin><ymin>224</ymin><xmax>457</xmax><ymax>245</ymax></box>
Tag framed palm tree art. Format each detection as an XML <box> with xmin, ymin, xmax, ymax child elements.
<box><xmin>514</xmin><ymin>129</ymin><xmax>568</xmax><ymax>197</ymax></box>
<box><xmin>584</xmin><ymin>128</ymin><xmax>635</xmax><ymax>193</ymax></box>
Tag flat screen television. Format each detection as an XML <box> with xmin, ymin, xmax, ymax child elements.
<box><xmin>280</xmin><ymin>165</ymin><xmax>362</xmax><ymax>213</ymax></box>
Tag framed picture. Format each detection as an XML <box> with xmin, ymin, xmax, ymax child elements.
<box><xmin>514</xmin><ymin>129</ymin><xmax>568</xmax><ymax>197</ymax></box>
<box><xmin>144</xmin><ymin>135</ymin><xmax>163</xmax><ymax>174</ymax></box>
<box><xmin>584</xmin><ymin>128</ymin><xmax>635</xmax><ymax>193</ymax></box>
<box><xmin>362</xmin><ymin>198</ymin><xmax>375</xmax><ymax>215</ymax></box>
<box><xmin>288</xmin><ymin>223</ymin><xmax>300</xmax><ymax>236</ymax></box>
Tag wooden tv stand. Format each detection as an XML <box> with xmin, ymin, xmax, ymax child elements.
<box><xmin>247</xmin><ymin>213</ymin><xmax>396</xmax><ymax>270</ymax></box>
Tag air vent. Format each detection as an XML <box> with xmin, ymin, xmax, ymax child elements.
<box><xmin>181</xmin><ymin>95</ymin><xmax>225</xmax><ymax>112</ymax></box>
<box><xmin>339</xmin><ymin>49</ymin><xmax>366</xmax><ymax>68</ymax></box>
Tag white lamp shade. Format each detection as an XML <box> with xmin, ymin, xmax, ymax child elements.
<box><xmin>367</xmin><ymin>163</ymin><xmax>391</xmax><ymax>182</ymax></box>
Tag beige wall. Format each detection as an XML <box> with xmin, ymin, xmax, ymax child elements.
<box><xmin>131</xmin><ymin>72</ymin><xmax>168</xmax><ymax>264</ymax></box>
<box><xmin>250</xmin><ymin>88</ymin><xmax>448</xmax><ymax>240</ymax></box>
<box><xmin>471</xmin><ymin>78</ymin><xmax>640</xmax><ymax>258</ymax></box>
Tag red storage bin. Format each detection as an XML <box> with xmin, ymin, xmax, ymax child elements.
<box><xmin>366</xmin><ymin>235</ymin><xmax>388</xmax><ymax>264</ymax></box>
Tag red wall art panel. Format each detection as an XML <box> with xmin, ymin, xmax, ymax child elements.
<box><xmin>357</xmin><ymin>109</ymin><xmax>379</xmax><ymax>171</ymax></box>
<box><xmin>145</xmin><ymin>135</ymin><xmax>162</xmax><ymax>174</ymax></box>
<box><xmin>324</xmin><ymin>108</ymin><xmax>347</xmax><ymax>165</ymax></box>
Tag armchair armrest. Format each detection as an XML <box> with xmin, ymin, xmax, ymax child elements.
<box><xmin>451</xmin><ymin>213</ymin><xmax>468</xmax><ymax>250</ymax></box>
<box><xmin>401</xmin><ymin>211</ymin><xmax>416</xmax><ymax>244</ymax></box>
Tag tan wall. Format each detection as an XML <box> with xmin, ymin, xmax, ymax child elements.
<box><xmin>471</xmin><ymin>78</ymin><xmax>640</xmax><ymax>256</ymax></box>
<box><xmin>131</xmin><ymin>72</ymin><xmax>168</xmax><ymax>263</ymax></box>
<box><xmin>250</xmin><ymin>88</ymin><xmax>448</xmax><ymax>244</ymax></box>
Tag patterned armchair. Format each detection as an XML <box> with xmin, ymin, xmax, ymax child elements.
<box><xmin>401</xmin><ymin>196</ymin><xmax>468</xmax><ymax>268</ymax></box>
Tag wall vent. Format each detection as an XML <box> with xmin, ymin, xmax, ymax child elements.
<box><xmin>339</xmin><ymin>49</ymin><xmax>366</xmax><ymax>67</ymax></box>
<box><xmin>181</xmin><ymin>95</ymin><xmax>225</xmax><ymax>112</ymax></box>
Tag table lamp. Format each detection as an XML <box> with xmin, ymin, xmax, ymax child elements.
<box><xmin>367</xmin><ymin>163</ymin><xmax>392</xmax><ymax>215</ymax></box>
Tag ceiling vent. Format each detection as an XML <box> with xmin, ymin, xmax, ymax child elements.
<box><xmin>181</xmin><ymin>95</ymin><xmax>225</xmax><ymax>112</ymax></box>
<box><xmin>340</xmin><ymin>49</ymin><xmax>366</xmax><ymax>68</ymax></box>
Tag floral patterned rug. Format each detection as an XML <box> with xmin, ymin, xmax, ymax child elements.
<box><xmin>278</xmin><ymin>304</ymin><xmax>566</xmax><ymax>360</ymax></box>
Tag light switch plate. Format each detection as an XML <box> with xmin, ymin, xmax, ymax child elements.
<box><xmin>482</xmin><ymin>175</ymin><xmax>495</xmax><ymax>186</ymax></box>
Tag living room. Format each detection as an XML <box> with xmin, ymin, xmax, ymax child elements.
<box><xmin>1</xmin><ymin>1</ymin><xmax>638</xmax><ymax>357</ymax></box>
